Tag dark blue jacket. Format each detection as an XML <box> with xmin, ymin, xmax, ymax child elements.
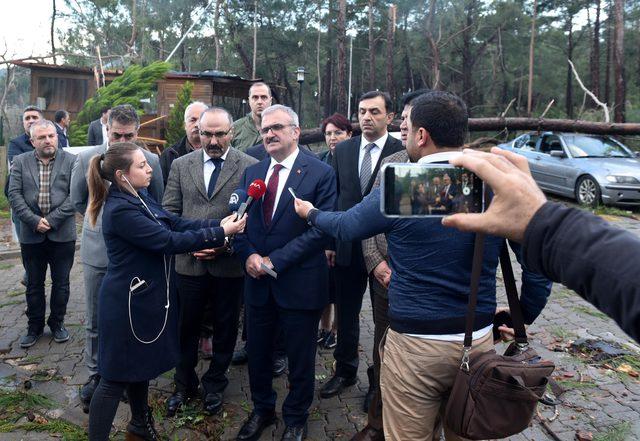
<box><xmin>99</xmin><ymin>186</ymin><xmax>226</xmax><ymax>382</ymax></box>
<box><xmin>245</xmin><ymin>143</ymin><xmax>317</xmax><ymax>161</ymax></box>
<box><xmin>6</xmin><ymin>134</ymin><xmax>34</xmax><ymax>198</ymax></box>
<box><xmin>55</xmin><ymin>123</ymin><xmax>69</xmax><ymax>148</ymax></box>
<box><xmin>234</xmin><ymin>151</ymin><xmax>336</xmax><ymax>310</ymax></box>
<box><xmin>310</xmin><ymin>187</ymin><xmax>552</xmax><ymax>334</ymax></box>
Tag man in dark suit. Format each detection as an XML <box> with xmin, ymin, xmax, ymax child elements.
<box><xmin>234</xmin><ymin>105</ymin><xmax>336</xmax><ymax>441</ymax></box>
<box><xmin>162</xmin><ymin>107</ymin><xmax>258</xmax><ymax>416</ymax></box>
<box><xmin>87</xmin><ymin>107</ymin><xmax>110</xmax><ymax>146</ymax></box>
<box><xmin>54</xmin><ymin>110</ymin><xmax>70</xmax><ymax>147</ymax></box>
<box><xmin>321</xmin><ymin>91</ymin><xmax>403</xmax><ymax>400</ymax></box>
<box><xmin>159</xmin><ymin>101</ymin><xmax>208</xmax><ymax>186</ymax></box>
<box><xmin>8</xmin><ymin>120</ymin><xmax>77</xmax><ymax>348</ymax></box>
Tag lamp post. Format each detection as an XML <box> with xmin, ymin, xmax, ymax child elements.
<box><xmin>296</xmin><ymin>66</ymin><xmax>305</xmax><ymax>126</ymax></box>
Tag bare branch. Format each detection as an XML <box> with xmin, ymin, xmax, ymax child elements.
<box><xmin>539</xmin><ymin>99</ymin><xmax>554</xmax><ymax>119</ymax></box>
<box><xmin>500</xmin><ymin>98</ymin><xmax>516</xmax><ymax>118</ymax></box>
<box><xmin>568</xmin><ymin>59</ymin><xmax>610</xmax><ymax>122</ymax></box>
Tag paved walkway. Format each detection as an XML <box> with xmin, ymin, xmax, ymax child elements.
<box><xmin>0</xmin><ymin>211</ymin><xmax>639</xmax><ymax>440</ymax></box>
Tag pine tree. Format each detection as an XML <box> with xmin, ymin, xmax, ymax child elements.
<box><xmin>165</xmin><ymin>81</ymin><xmax>194</xmax><ymax>146</ymax></box>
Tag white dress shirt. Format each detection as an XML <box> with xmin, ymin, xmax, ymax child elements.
<box><xmin>101</xmin><ymin>121</ymin><xmax>108</xmax><ymax>145</ymax></box>
<box><xmin>264</xmin><ymin>147</ymin><xmax>300</xmax><ymax>220</ymax></box>
<box><xmin>203</xmin><ymin>147</ymin><xmax>230</xmax><ymax>190</ymax></box>
<box><xmin>358</xmin><ymin>132</ymin><xmax>388</xmax><ymax>177</ymax></box>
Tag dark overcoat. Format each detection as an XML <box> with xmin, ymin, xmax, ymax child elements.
<box><xmin>98</xmin><ymin>186</ymin><xmax>226</xmax><ymax>382</ymax></box>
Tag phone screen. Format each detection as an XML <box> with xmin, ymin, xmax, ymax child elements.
<box><xmin>381</xmin><ymin>163</ymin><xmax>484</xmax><ymax>217</ymax></box>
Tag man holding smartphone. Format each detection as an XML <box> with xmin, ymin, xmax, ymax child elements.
<box><xmin>294</xmin><ymin>91</ymin><xmax>552</xmax><ymax>440</ymax></box>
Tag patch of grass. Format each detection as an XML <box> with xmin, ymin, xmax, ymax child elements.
<box><xmin>0</xmin><ymin>263</ymin><xmax>14</xmax><ymax>270</ymax></box>
<box><xmin>572</xmin><ymin>305</ymin><xmax>609</xmax><ymax>320</ymax></box>
<box><xmin>593</xmin><ymin>421</ymin><xmax>631</xmax><ymax>441</ymax></box>
<box><xmin>160</xmin><ymin>368</ymin><xmax>175</xmax><ymax>380</ymax></box>
<box><xmin>553</xmin><ymin>288</ymin><xmax>577</xmax><ymax>300</ymax></box>
<box><xmin>0</xmin><ymin>419</ymin><xmax>87</xmax><ymax>440</ymax></box>
<box><xmin>19</xmin><ymin>355</ymin><xmax>44</xmax><ymax>365</ymax></box>
<box><xmin>0</xmin><ymin>299</ymin><xmax>23</xmax><ymax>309</ymax></box>
<box><xmin>555</xmin><ymin>379</ymin><xmax>597</xmax><ymax>389</ymax></box>
<box><xmin>309</xmin><ymin>406</ymin><xmax>323</xmax><ymax>421</ymax></box>
<box><xmin>549</xmin><ymin>325</ymin><xmax>575</xmax><ymax>341</ymax></box>
<box><xmin>592</xmin><ymin>205</ymin><xmax>638</xmax><ymax>220</ymax></box>
<box><xmin>0</xmin><ymin>389</ymin><xmax>55</xmax><ymax>411</ymax></box>
<box><xmin>6</xmin><ymin>289</ymin><xmax>24</xmax><ymax>298</ymax></box>
<box><xmin>239</xmin><ymin>400</ymin><xmax>251</xmax><ymax>413</ymax></box>
<box><xmin>0</xmin><ymin>193</ymin><xmax>9</xmax><ymax>219</ymax></box>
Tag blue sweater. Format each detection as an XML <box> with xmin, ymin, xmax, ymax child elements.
<box><xmin>310</xmin><ymin>188</ymin><xmax>552</xmax><ymax>335</ymax></box>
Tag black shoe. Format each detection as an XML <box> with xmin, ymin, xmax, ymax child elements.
<box><xmin>273</xmin><ymin>356</ymin><xmax>287</xmax><ymax>377</ymax></box>
<box><xmin>203</xmin><ymin>392</ymin><xmax>223</xmax><ymax>415</ymax></box>
<box><xmin>80</xmin><ymin>374</ymin><xmax>100</xmax><ymax>414</ymax></box>
<box><xmin>236</xmin><ymin>410</ymin><xmax>277</xmax><ymax>441</ymax></box>
<box><xmin>51</xmin><ymin>326</ymin><xmax>70</xmax><ymax>343</ymax></box>
<box><xmin>127</xmin><ymin>407</ymin><xmax>160</xmax><ymax>440</ymax></box>
<box><xmin>19</xmin><ymin>330</ymin><xmax>43</xmax><ymax>348</ymax></box>
<box><xmin>281</xmin><ymin>423</ymin><xmax>308</xmax><ymax>441</ymax></box>
<box><xmin>166</xmin><ymin>390</ymin><xmax>195</xmax><ymax>417</ymax></box>
<box><xmin>232</xmin><ymin>346</ymin><xmax>248</xmax><ymax>365</ymax></box>
<box><xmin>319</xmin><ymin>374</ymin><xmax>357</xmax><ymax>398</ymax></box>
<box><xmin>363</xmin><ymin>366</ymin><xmax>375</xmax><ymax>412</ymax></box>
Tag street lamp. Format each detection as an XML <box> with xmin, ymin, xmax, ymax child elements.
<box><xmin>296</xmin><ymin>66</ymin><xmax>305</xmax><ymax>125</ymax></box>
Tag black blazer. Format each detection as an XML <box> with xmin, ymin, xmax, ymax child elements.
<box><xmin>87</xmin><ymin>119</ymin><xmax>103</xmax><ymax>146</ymax></box>
<box><xmin>245</xmin><ymin>143</ymin><xmax>318</xmax><ymax>161</ymax></box>
<box><xmin>332</xmin><ymin>134</ymin><xmax>404</xmax><ymax>267</ymax></box>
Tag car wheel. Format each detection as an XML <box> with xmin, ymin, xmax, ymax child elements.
<box><xmin>575</xmin><ymin>175</ymin><xmax>601</xmax><ymax>207</ymax></box>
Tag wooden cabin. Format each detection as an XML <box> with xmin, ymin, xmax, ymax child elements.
<box><xmin>13</xmin><ymin>62</ymin><xmax>261</xmax><ymax>146</ymax></box>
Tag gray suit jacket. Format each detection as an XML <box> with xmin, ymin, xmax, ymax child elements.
<box><xmin>163</xmin><ymin>147</ymin><xmax>258</xmax><ymax>278</ymax></box>
<box><xmin>70</xmin><ymin>143</ymin><xmax>164</xmax><ymax>268</ymax></box>
<box><xmin>87</xmin><ymin>119</ymin><xmax>103</xmax><ymax>146</ymax></box>
<box><xmin>8</xmin><ymin>149</ymin><xmax>77</xmax><ymax>244</ymax></box>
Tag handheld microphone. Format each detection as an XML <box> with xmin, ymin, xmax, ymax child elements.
<box><xmin>228</xmin><ymin>189</ymin><xmax>248</xmax><ymax>214</ymax></box>
<box><xmin>237</xmin><ymin>179</ymin><xmax>267</xmax><ymax>218</ymax></box>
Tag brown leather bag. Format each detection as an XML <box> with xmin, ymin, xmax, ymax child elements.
<box><xmin>444</xmin><ymin>234</ymin><xmax>555</xmax><ymax>440</ymax></box>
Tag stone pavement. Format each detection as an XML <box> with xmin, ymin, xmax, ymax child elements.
<box><xmin>0</xmin><ymin>212</ymin><xmax>640</xmax><ymax>440</ymax></box>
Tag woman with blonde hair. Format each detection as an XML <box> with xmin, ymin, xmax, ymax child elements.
<box><xmin>86</xmin><ymin>142</ymin><xmax>245</xmax><ymax>440</ymax></box>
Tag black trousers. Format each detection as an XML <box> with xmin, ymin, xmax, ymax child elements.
<box><xmin>88</xmin><ymin>379</ymin><xmax>148</xmax><ymax>441</ymax></box>
<box><xmin>20</xmin><ymin>239</ymin><xmax>75</xmax><ymax>332</ymax></box>
<box><xmin>174</xmin><ymin>273</ymin><xmax>243</xmax><ymax>395</ymax></box>
<box><xmin>247</xmin><ymin>291</ymin><xmax>322</xmax><ymax>427</ymax></box>
<box><xmin>333</xmin><ymin>263</ymin><xmax>369</xmax><ymax>378</ymax></box>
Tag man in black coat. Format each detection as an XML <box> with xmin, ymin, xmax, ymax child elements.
<box><xmin>320</xmin><ymin>91</ymin><xmax>403</xmax><ymax>399</ymax></box>
<box><xmin>246</xmin><ymin>143</ymin><xmax>317</xmax><ymax>161</ymax></box>
<box><xmin>87</xmin><ymin>107</ymin><xmax>109</xmax><ymax>146</ymax></box>
<box><xmin>54</xmin><ymin>110</ymin><xmax>70</xmax><ymax>148</ymax></box>
<box><xmin>159</xmin><ymin>101</ymin><xmax>208</xmax><ymax>186</ymax></box>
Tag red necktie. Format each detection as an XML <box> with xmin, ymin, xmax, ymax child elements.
<box><xmin>263</xmin><ymin>164</ymin><xmax>284</xmax><ymax>226</ymax></box>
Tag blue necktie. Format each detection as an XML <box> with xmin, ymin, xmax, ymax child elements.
<box><xmin>207</xmin><ymin>158</ymin><xmax>224</xmax><ymax>198</ymax></box>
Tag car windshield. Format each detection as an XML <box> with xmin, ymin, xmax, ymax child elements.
<box><xmin>563</xmin><ymin>135</ymin><xmax>632</xmax><ymax>158</ymax></box>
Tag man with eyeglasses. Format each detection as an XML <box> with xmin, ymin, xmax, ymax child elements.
<box><xmin>162</xmin><ymin>107</ymin><xmax>257</xmax><ymax>416</ymax></box>
<box><xmin>70</xmin><ymin>104</ymin><xmax>164</xmax><ymax>413</ymax></box>
<box><xmin>234</xmin><ymin>105</ymin><xmax>336</xmax><ymax>441</ymax></box>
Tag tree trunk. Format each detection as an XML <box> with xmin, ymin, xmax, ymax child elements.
<box><xmin>566</xmin><ymin>15</ymin><xmax>574</xmax><ymax>119</ymax></box>
<box><xmin>213</xmin><ymin>0</ymin><xmax>222</xmax><ymax>70</ymax></box>
<box><xmin>527</xmin><ymin>0</ymin><xmax>538</xmax><ymax>116</ymax></box>
<box><xmin>224</xmin><ymin>3</ymin><xmax>253</xmax><ymax>77</ymax></box>
<box><xmin>368</xmin><ymin>0</ymin><xmax>376</xmax><ymax>89</ymax></box>
<box><xmin>51</xmin><ymin>0</ymin><xmax>57</xmax><ymax>64</ymax></box>
<box><xmin>385</xmin><ymin>5</ymin><xmax>396</xmax><ymax>101</ymax></box>
<box><xmin>252</xmin><ymin>0</ymin><xmax>258</xmax><ymax>79</ymax></box>
<box><xmin>612</xmin><ymin>0</ymin><xmax>625</xmax><ymax>122</ymax></box>
<box><xmin>316</xmin><ymin>0</ymin><xmax>322</xmax><ymax>119</ymax></box>
<box><xmin>605</xmin><ymin>7</ymin><xmax>612</xmax><ymax>105</ymax></box>
<box><xmin>425</xmin><ymin>0</ymin><xmax>439</xmax><ymax>89</ymax></box>
<box><xmin>403</xmin><ymin>12</ymin><xmax>414</xmax><ymax>91</ymax></box>
<box><xmin>461</xmin><ymin>0</ymin><xmax>475</xmax><ymax>104</ymax></box>
<box><xmin>336</xmin><ymin>0</ymin><xmax>347</xmax><ymax>114</ymax></box>
<box><xmin>323</xmin><ymin>0</ymin><xmax>335</xmax><ymax>116</ymax></box>
<box><xmin>590</xmin><ymin>0</ymin><xmax>601</xmax><ymax>100</ymax></box>
<box><xmin>128</xmin><ymin>0</ymin><xmax>138</xmax><ymax>56</ymax></box>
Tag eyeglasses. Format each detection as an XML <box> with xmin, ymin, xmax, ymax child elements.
<box><xmin>325</xmin><ymin>130</ymin><xmax>346</xmax><ymax>137</ymax></box>
<box><xmin>200</xmin><ymin>129</ymin><xmax>231</xmax><ymax>139</ymax></box>
<box><xmin>111</xmin><ymin>132</ymin><xmax>136</xmax><ymax>141</ymax></box>
<box><xmin>260</xmin><ymin>123</ymin><xmax>295</xmax><ymax>135</ymax></box>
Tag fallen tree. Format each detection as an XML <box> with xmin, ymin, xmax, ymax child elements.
<box><xmin>299</xmin><ymin>118</ymin><xmax>640</xmax><ymax>145</ymax></box>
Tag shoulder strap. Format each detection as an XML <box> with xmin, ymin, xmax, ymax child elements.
<box><xmin>464</xmin><ymin>233</ymin><xmax>486</xmax><ymax>348</ymax></box>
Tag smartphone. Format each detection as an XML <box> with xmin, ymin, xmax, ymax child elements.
<box><xmin>493</xmin><ymin>310</ymin><xmax>513</xmax><ymax>342</ymax></box>
<box><xmin>380</xmin><ymin>163</ymin><xmax>484</xmax><ymax>217</ymax></box>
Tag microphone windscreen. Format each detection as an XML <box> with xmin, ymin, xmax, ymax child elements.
<box><xmin>228</xmin><ymin>189</ymin><xmax>248</xmax><ymax>212</ymax></box>
<box><xmin>247</xmin><ymin>179</ymin><xmax>267</xmax><ymax>199</ymax></box>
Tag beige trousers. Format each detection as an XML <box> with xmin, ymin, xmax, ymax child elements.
<box><xmin>380</xmin><ymin>328</ymin><xmax>494</xmax><ymax>441</ymax></box>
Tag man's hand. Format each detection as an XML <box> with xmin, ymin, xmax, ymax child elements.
<box><xmin>36</xmin><ymin>218</ymin><xmax>51</xmax><ymax>233</ymax></box>
<box><xmin>442</xmin><ymin>147</ymin><xmax>547</xmax><ymax>242</ymax></box>
<box><xmin>325</xmin><ymin>250</ymin><xmax>336</xmax><ymax>267</ymax></box>
<box><xmin>246</xmin><ymin>253</ymin><xmax>266</xmax><ymax>279</ymax></box>
<box><xmin>263</xmin><ymin>256</ymin><xmax>274</xmax><ymax>270</ymax></box>
<box><xmin>294</xmin><ymin>198</ymin><xmax>315</xmax><ymax>220</ymax></box>
<box><xmin>372</xmin><ymin>260</ymin><xmax>392</xmax><ymax>288</ymax></box>
<box><xmin>193</xmin><ymin>246</ymin><xmax>227</xmax><ymax>261</ymax></box>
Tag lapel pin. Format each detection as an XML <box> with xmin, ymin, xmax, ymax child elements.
<box><xmin>296</xmin><ymin>169</ymin><xmax>301</xmax><ymax>174</ymax></box>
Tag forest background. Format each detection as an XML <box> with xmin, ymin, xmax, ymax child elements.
<box><xmin>0</xmin><ymin>0</ymin><xmax>638</xmax><ymax>143</ymax></box>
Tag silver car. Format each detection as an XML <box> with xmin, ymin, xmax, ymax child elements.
<box><xmin>498</xmin><ymin>132</ymin><xmax>640</xmax><ymax>206</ymax></box>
